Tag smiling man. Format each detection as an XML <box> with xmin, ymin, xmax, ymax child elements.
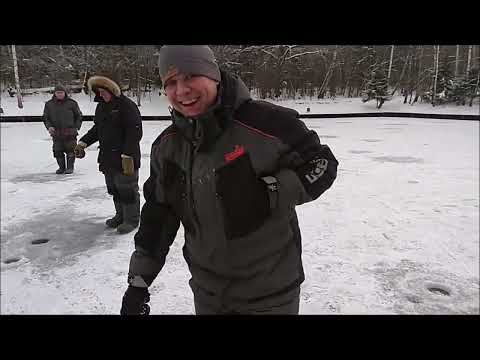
<box><xmin>121</xmin><ymin>45</ymin><xmax>339</xmax><ymax>315</ymax></box>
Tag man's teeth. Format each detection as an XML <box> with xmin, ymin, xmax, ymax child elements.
<box><xmin>181</xmin><ymin>99</ymin><xmax>198</xmax><ymax>105</ymax></box>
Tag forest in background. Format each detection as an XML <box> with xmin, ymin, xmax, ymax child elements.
<box><xmin>1</xmin><ymin>45</ymin><xmax>479</xmax><ymax>109</ymax></box>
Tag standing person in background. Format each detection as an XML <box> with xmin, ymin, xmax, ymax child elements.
<box><xmin>74</xmin><ymin>76</ymin><xmax>143</xmax><ymax>234</ymax></box>
<box><xmin>120</xmin><ymin>45</ymin><xmax>338</xmax><ymax>315</ymax></box>
<box><xmin>43</xmin><ymin>84</ymin><xmax>83</xmax><ymax>174</ymax></box>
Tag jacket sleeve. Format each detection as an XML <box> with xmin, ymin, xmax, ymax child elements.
<box><xmin>72</xmin><ymin>101</ymin><xmax>83</xmax><ymax>130</ymax></box>
<box><xmin>127</xmin><ymin>144</ymin><xmax>181</xmax><ymax>288</ymax></box>
<box><xmin>78</xmin><ymin>120</ymin><xmax>98</xmax><ymax>146</ymax></box>
<box><xmin>274</xmin><ymin>125</ymin><xmax>338</xmax><ymax>209</ymax></box>
<box><xmin>120</xmin><ymin>101</ymin><xmax>142</xmax><ymax>157</ymax></box>
<box><xmin>43</xmin><ymin>102</ymin><xmax>52</xmax><ymax>130</ymax></box>
<box><xmin>237</xmin><ymin>101</ymin><xmax>338</xmax><ymax>209</ymax></box>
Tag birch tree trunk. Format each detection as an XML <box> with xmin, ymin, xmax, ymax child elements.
<box><xmin>136</xmin><ymin>46</ymin><xmax>141</xmax><ymax>107</ymax></box>
<box><xmin>455</xmin><ymin>45</ymin><xmax>460</xmax><ymax>78</ymax></box>
<box><xmin>11</xmin><ymin>45</ymin><xmax>23</xmax><ymax>109</ymax></box>
<box><xmin>432</xmin><ymin>45</ymin><xmax>440</xmax><ymax>106</ymax></box>
<box><xmin>387</xmin><ymin>45</ymin><xmax>394</xmax><ymax>84</ymax></box>
<box><xmin>318</xmin><ymin>46</ymin><xmax>337</xmax><ymax>98</ymax></box>
<box><xmin>466</xmin><ymin>45</ymin><xmax>473</xmax><ymax>76</ymax></box>
<box><xmin>391</xmin><ymin>52</ymin><xmax>410</xmax><ymax>96</ymax></box>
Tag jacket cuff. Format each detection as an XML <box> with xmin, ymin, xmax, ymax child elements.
<box><xmin>275</xmin><ymin>168</ymin><xmax>312</xmax><ymax>208</ymax></box>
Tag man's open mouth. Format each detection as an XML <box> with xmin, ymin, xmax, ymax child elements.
<box><xmin>180</xmin><ymin>98</ymin><xmax>199</xmax><ymax>107</ymax></box>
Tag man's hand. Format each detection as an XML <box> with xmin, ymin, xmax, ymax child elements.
<box><xmin>120</xmin><ymin>286</ymin><xmax>150</xmax><ymax>315</ymax></box>
<box><xmin>121</xmin><ymin>155</ymin><xmax>135</xmax><ymax>176</ymax></box>
<box><xmin>48</xmin><ymin>127</ymin><xmax>56</xmax><ymax>136</ymax></box>
<box><xmin>74</xmin><ymin>142</ymin><xmax>87</xmax><ymax>159</ymax></box>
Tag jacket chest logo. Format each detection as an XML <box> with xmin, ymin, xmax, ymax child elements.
<box><xmin>224</xmin><ymin>145</ymin><xmax>245</xmax><ymax>163</ymax></box>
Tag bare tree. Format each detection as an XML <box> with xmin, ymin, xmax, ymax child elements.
<box><xmin>466</xmin><ymin>45</ymin><xmax>473</xmax><ymax>76</ymax></box>
<box><xmin>455</xmin><ymin>45</ymin><xmax>460</xmax><ymax>78</ymax></box>
<box><xmin>11</xmin><ymin>45</ymin><xmax>23</xmax><ymax>109</ymax></box>
<box><xmin>387</xmin><ymin>45</ymin><xmax>394</xmax><ymax>84</ymax></box>
<box><xmin>432</xmin><ymin>45</ymin><xmax>440</xmax><ymax>106</ymax></box>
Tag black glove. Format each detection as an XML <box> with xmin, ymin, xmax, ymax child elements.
<box><xmin>120</xmin><ymin>286</ymin><xmax>151</xmax><ymax>315</ymax></box>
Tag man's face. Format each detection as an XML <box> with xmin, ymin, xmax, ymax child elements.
<box><xmin>54</xmin><ymin>91</ymin><xmax>65</xmax><ymax>100</ymax></box>
<box><xmin>164</xmin><ymin>73</ymin><xmax>218</xmax><ymax>118</ymax></box>
<box><xmin>98</xmin><ymin>88</ymin><xmax>113</xmax><ymax>103</ymax></box>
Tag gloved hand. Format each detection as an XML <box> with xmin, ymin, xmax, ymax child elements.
<box><xmin>120</xmin><ymin>286</ymin><xmax>150</xmax><ymax>315</ymax></box>
<box><xmin>121</xmin><ymin>155</ymin><xmax>135</xmax><ymax>176</ymax></box>
<box><xmin>74</xmin><ymin>142</ymin><xmax>87</xmax><ymax>159</ymax></box>
<box><xmin>48</xmin><ymin>127</ymin><xmax>56</xmax><ymax>136</ymax></box>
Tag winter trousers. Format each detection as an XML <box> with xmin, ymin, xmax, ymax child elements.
<box><xmin>104</xmin><ymin>170</ymin><xmax>140</xmax><ymax>226</ymax></box>
<box><xmin>52</xmin><ymin>136</ymin><xmax>77</xmax><ymax>158</ymax></box>
<box><xmin>192</xmin><ymin>282</ymin><xmax>300</xmax><ymax>315</ymax></box>
<box><xmin>104</xmin><ymin>170</ymin><xmax>139</xmax><ymax>205</ymax></box>
<box><xmin>53</xmin><ymin>136</ymin><xmax>77</xmax><ymax>173</ymax></box>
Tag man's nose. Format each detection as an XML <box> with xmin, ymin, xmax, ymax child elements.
<box><xmin>176</xmin><ymin>79</ymin><xmax>190</xmax><ymax>95</ymax></box>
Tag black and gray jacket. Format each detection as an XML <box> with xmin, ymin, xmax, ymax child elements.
<box><xmin>128</xmin><ymin>70</ymin><xmax>338</xmax><ymax>307</ymax></box>
<box><xmin>43</xmin><ymin>94</ymin><xmax>82</xmax><ymax>135</ymax></box>
<box><xmin>79</xmin><ymin>94</ymin><xmax>142</xmax><ymax>173</ymax></box>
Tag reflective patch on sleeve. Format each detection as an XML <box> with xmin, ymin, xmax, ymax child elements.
<box><xmin>304</xmin><ymin>158</ymin><xmax>329</xmax><ymax>184</ymax></box>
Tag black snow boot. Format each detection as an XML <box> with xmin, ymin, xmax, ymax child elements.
<box><xmin>117</xmin><ymin>198</ymin><xmax>140</xmax><ymax>234</ymax></box>
<box><xmin>65</xmin><ymin>154</ymin><xmax>75</xmax><ymax>174</ymax></box>
<box><xmin>55</xmin><ymin>156</ymin><xmax>66</xmax><ymax>174</ymax></box>
<box><xmin>106</xmin><ymin>201</ymin><xmax>124</xmax><ymax>228</ymax></box>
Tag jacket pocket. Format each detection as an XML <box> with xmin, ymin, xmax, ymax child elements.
<box><xmin>215</xmin><ymin>152</ymin><xmax>270</xmax><ymax>239</ymax></box>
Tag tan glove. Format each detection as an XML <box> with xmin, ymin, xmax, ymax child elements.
<box><xmin>121</xmin><ymin>155</ymin><xmax>135</xmax><ymax>176</ymax></box>
<box><xmin>48</xmin><ymin>127</ymin><xmax>56</xmax><ymax>136</ymax></box>
<box><xmin>74</xmin><ymin>142</ymin><xmax>87</xmax><ymax>159</ymax></box>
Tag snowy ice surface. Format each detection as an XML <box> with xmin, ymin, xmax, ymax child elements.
<box><xmin>0</xmin><ymin>96</ymin><xmax>479</xmax><ymax>314</ymax></box>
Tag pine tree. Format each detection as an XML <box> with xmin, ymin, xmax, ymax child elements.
<box><xmin>362</xmin><ymin>65</ymin><xmax>390</xmax><ymax>108</ymax></box>
<box><xmin>436</xmin><ymin>58</ymin><xmax>453</xmax><ymax>103</ymax></box>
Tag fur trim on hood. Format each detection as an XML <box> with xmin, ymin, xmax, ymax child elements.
<box><xmin>87</xmin><ymin>76</ymin><xmax>121</xmax><ymax>97</ymax></box>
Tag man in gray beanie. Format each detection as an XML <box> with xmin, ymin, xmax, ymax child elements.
<box><xmin>158</xmin><ymin>45</ymin><xmax>221</xmax><ymax>84</ymax></box>
<box><xmin>121</xmin><ymin>45</ymin><xmax>339</xmax><ymax>315</ymax></box>
<box><xmin>43</xmin><ymin>84</ymin><xmax>83</xmax><ymax>174</ymax></box>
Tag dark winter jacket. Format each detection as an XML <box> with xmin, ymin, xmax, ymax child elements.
<box><xmin>79</xmin><ymin>94</ymin><xmax>142</xmax><ymax>173</ymax></box>
<box><xmin>43</xmin><ymin>94</ymin><xmax>82</xmax><ymax>136</ymax></box>
<box><xmin>128</xmin><ymin>70</ymin><xmax>338</xmax><ymax>307</ymax></box>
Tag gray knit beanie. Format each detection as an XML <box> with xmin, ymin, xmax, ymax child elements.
<box><xmin>54</xmin><ymin>84</ymin><xmax>67</xmax><ymax>93</ymax></box>
<box><xmin>158</xmin><ymin>45</ymin><xmax>221</xmax><ymax>86</ymax></box>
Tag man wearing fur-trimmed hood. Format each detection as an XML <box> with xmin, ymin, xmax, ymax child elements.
<box><xmin>74</xmin><ymin>75</ymin><xmax>143</xmax><ymax>234</ymax></box>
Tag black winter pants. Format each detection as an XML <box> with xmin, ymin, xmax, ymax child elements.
<box><xmin>104</xmin><ymin>170</ymin><xmax>139</xmax><ymax>204</ymax></box>
<box><xmin>52</xmin><ymin>136</ymin><xmax>77</xmax><ymax>158</ymax></box>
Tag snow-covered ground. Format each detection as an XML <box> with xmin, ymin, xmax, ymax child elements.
<box><xmin>1</xmin><ymin>89</ymin><xmax>479</xmax><ymax>117</ymax></box>
<box><xmin>1</xmin><ymin>114</ymin><xmax>478</xmax><ymax>314</ymax></box>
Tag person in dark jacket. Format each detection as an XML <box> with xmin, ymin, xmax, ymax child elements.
<box><xmin>43</xmin><ymin>84</ymin><xmax>83</xmax><ymax>174</ymax></box>
<box><xmin>120</xmin><ymin>46</ymin><xmax>338</xmax><ymax>315</ymax></box>
<box><xmin>74</xmin><ymin>76</ymin><xmax>143</xmax><ymax>234</ymax></box>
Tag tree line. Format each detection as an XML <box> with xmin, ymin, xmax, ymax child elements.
<box><xmin>1</xmin><ymin>45</ymin><xmax>479</xmax><ymax>108</ymax></box>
